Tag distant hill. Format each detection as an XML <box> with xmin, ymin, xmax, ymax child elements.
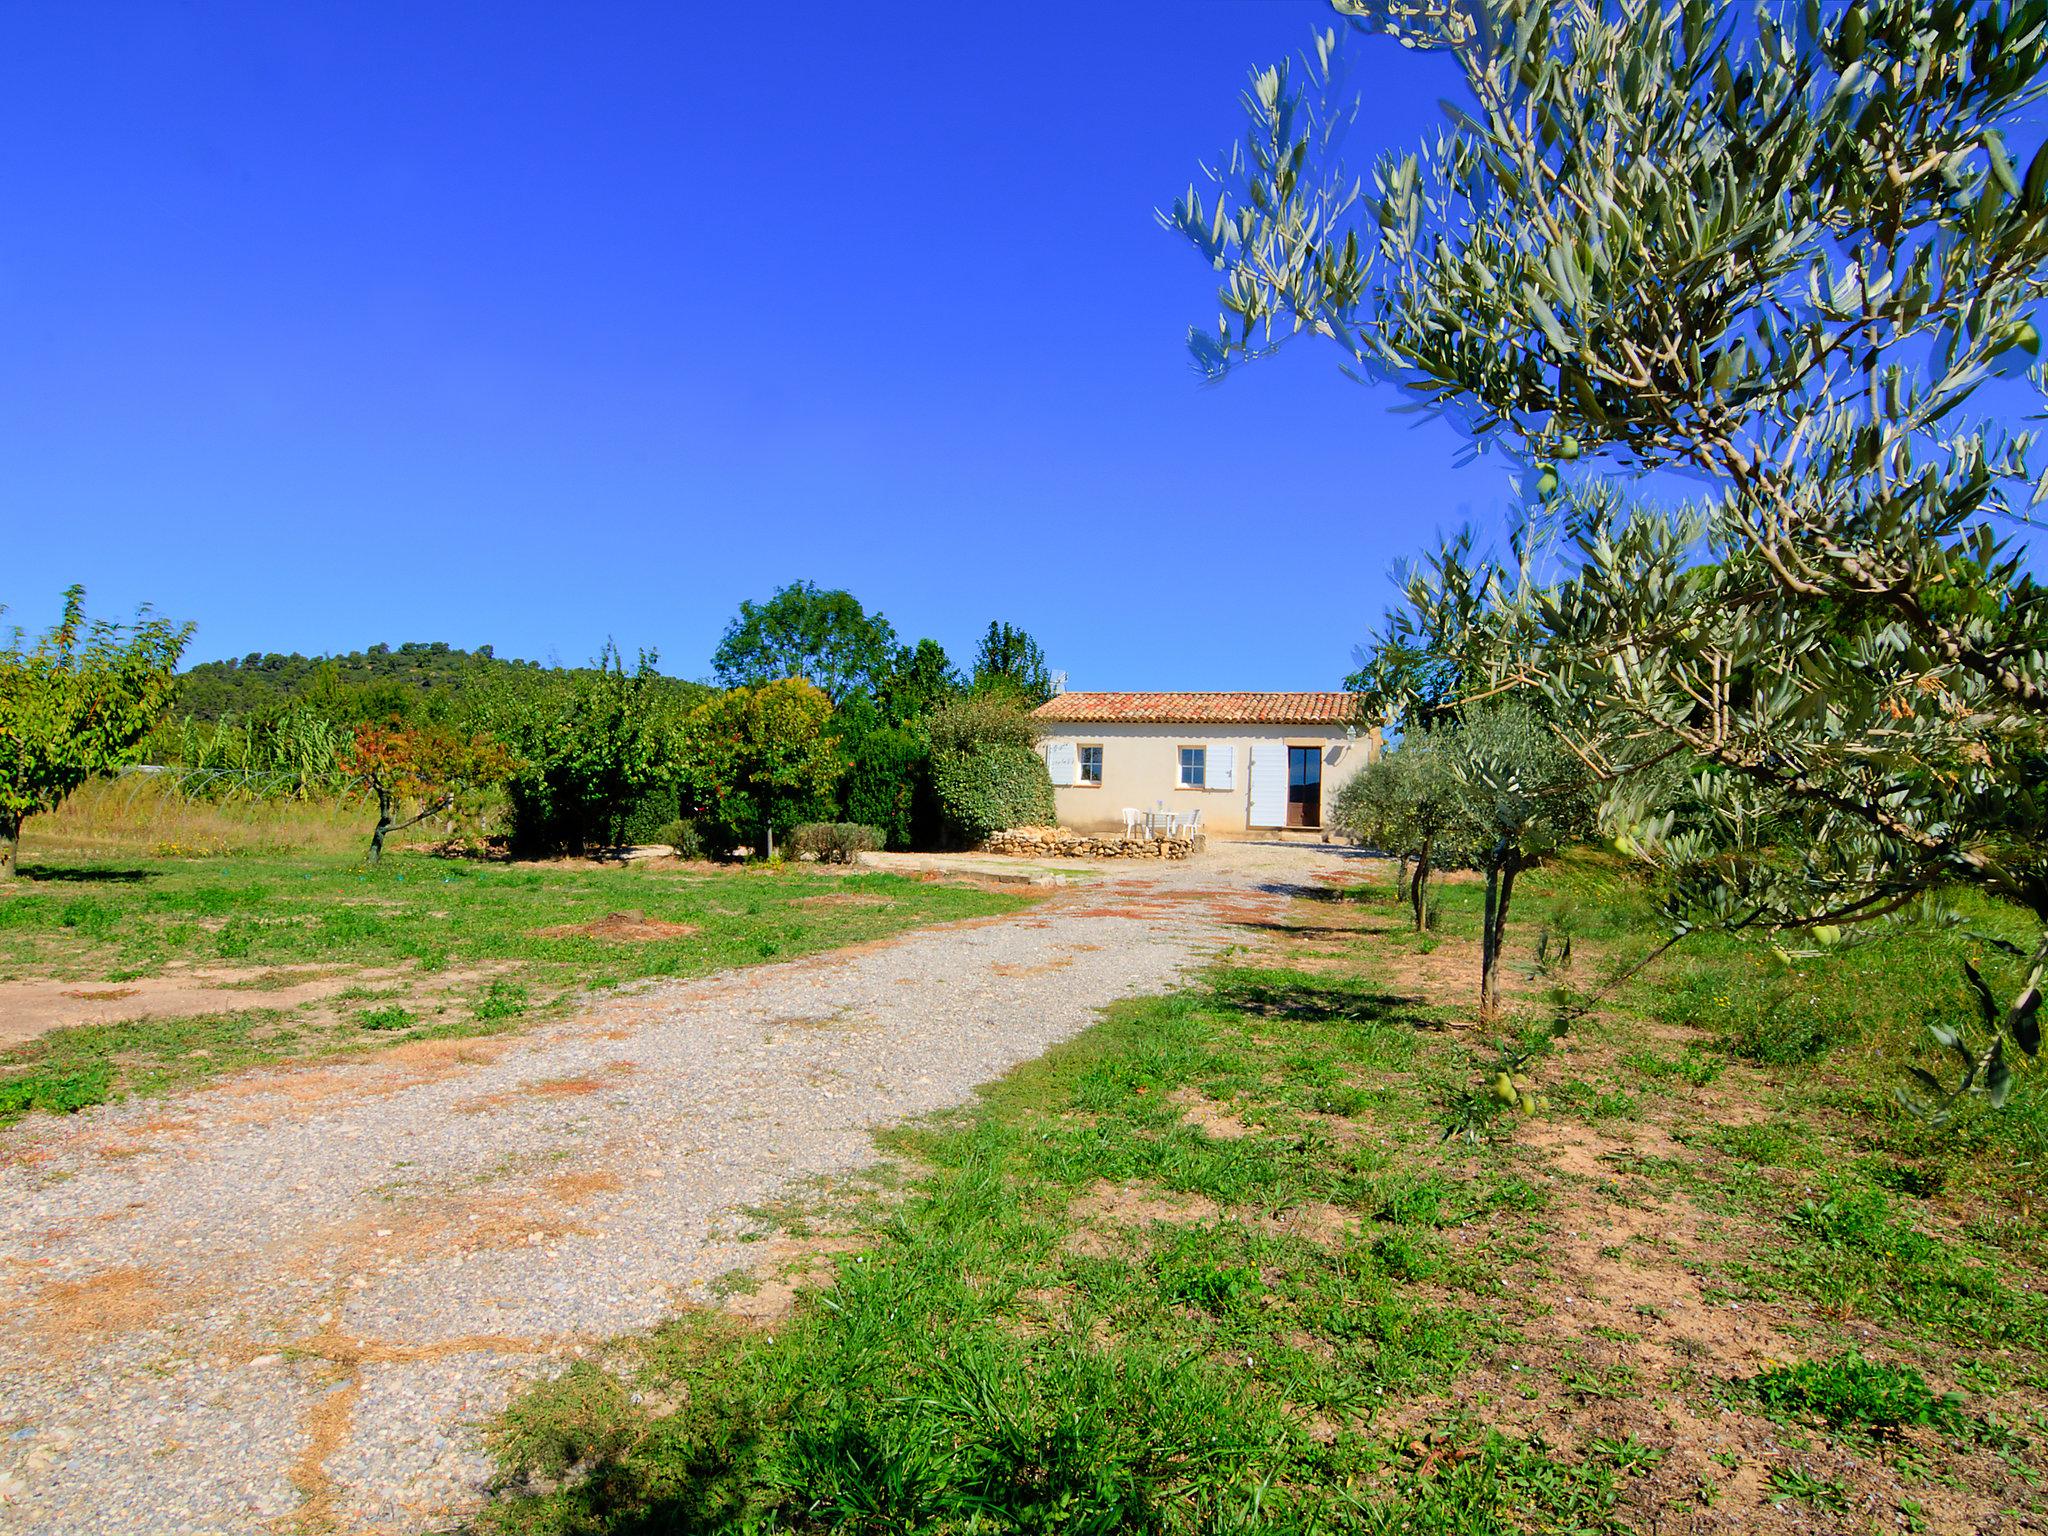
<box><xmin>173</xmin><ymin>641</ymin><xmax>703</xmax><ymax>723</ymax></box>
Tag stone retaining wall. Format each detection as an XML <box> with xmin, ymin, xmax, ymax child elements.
<box><xmin>984</xmin><ymin>826</ymin><xmax>1198</xmax><ymax>860</ymax></box>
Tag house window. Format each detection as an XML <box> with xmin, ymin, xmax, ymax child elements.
<box><xmin>1178</xmin><ymin>746</ymin><xmax>1206</xmax><ymax>789</ymax></box>
<box><xmin>1078</xmin><ymin>745</ymin><xmax>1103</xmax><ymax>784</ymax></box>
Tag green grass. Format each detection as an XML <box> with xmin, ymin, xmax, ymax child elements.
<box><xmin>0</xmin><ymin>850</ymin><xmax>1026</xmax><ymax>1124</ymax></box>
<box><xmin>1751</xmin><ymin>1352</ymin><xmax>1967</xmax><ymax>1436</ymax></box>
<box><xmin>476</xmin><ymin>966</ymin><xmax>1624</xmax><ymax>1535</ymax></box>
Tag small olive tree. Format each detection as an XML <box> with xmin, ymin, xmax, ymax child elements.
<box><xmin>0</xmin><ymin>587</ymin><xmax>190</xmax><ymax>877</ymax></box>
<box><xmin>1332</xmin><ymin>730</ymin><xmax>1473</xmax><ymax>932</ymax></box>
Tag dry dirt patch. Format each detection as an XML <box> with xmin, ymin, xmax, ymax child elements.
<box><xmin>1168</xmin><ymin>1085</ymin><xmax>1254</xmax><ymax>1140</ymax></box>
<box><xmin>0</xmin><ymin>966</ymin><xmax>411</xmax><ymax>1048</ymax></box>
<box><xmin>534</xmin><ymin>910</ymin><xmax>700</xmax><ymax>942</ymax></box>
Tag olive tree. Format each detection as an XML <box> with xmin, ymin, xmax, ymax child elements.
<box><xmin>0</xmin><ymin>587</ymin><xmax>190</xmax><ymax>877</ymax></box>
<box><xmin>1174</xmin><ymin>0</ymin><xmax>2048</xmax><ymax>1109</ymax></box>
<box><xmin>1332</xmin><ymin>730</ymin><xmax>1473</xmax><ymax>932</ymax></box>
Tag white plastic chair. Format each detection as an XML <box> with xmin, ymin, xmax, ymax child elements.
<box><xmin>1182</xmin><ymin>808</ymin><xmax>1202</xmax><ymax>838</ymax></box>
<box><xmin>1122</xmin><ymin>807</ymin><xmax>1142</xmax><ymax>838</ymax></box>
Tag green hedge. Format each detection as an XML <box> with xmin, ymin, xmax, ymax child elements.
<box><xmin>931</xmin><ymin>743</ymin><xmax>1055</xmax><ymax>846</ymax></box>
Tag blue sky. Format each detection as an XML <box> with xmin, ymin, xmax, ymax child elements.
<box><xmin>4</xmin><ymin>3</ymin><xmax>1511</xmax><ymax>688</ymax></box>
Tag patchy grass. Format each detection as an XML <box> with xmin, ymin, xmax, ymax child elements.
<box><xmin>478</xmin><ymin>852</ymin><xmax>2048</xmax><ymax>1534</ymax></box>
<box><xmin>0</xmin><ymin>849</ymin><xmax>1025</xmax><ymax>1125</ymax></box>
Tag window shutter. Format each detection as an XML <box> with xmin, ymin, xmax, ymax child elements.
<box><xmin>1248</xmin><ymin>743</ymin><xmax>1286</xmax><ymax>826</ymax></box>
<box><xmin>1045</xmin><ymin>741</ymin><xmax>1077</xmax><ymax>787</ymax></box>
<box><xmin>1209</xmin><ymin>744</ymin><xmax>1235</xmax><ymax>791</ymax></box>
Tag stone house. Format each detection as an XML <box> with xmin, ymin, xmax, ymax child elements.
<box><xmin>1030</xmin><ymin>692</ymin><xmax>1379</xmax><ymax>839</ymax></box>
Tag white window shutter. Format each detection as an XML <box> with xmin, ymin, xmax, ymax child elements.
<box><xmin>1248</xmin><ymin>743</ymin><xmax>1286</xmax><ymax>826</ymax></box>
<box><xmin>1209</xmin><ymin>744</ymin><xmax>1235</xmax><ymax>791</ymax></box>
<box><xmin>1045</xmin><ymin>741</ymin><xmax>1077</xmax><ymax>787</ymax></box>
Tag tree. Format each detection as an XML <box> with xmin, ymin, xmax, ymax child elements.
<box><xmin>879</xmin><ymin>638</ymin><xmax>963</xmax><ymax>724</ymax></box>
<box><xmin>483</xmin><ymin>644</ymin><xmax>690</xmax><ymax>852</ymax></box>
<box><xmin>1448</xmin><ymin>702</ymin><xmax>1597</xmax><ymax>1018</ymax></box>
<box><xmin>0</xmin><ymin>587</ymin><xmax>190</xmax><ymax>878</ymax></box>
<box><xmin>712</xmin><ymin>583</ymin><xmax>898</xmax><ymax>704</ymax></box>
<box><xmin>971</xmin><ymin>622</ymin><xmax>1054</xmax><ymax>707</ymax></box>
<box><xmin>343</xmin><ymin>723</ymin><xmax>516</xmax><ymax>862</ymax></box>
<box><xmin>1331</xmin><ymin>730</ymin><xmax>1474</xmax><ymax>932</ymax></box>
<box><xmin>1176</xmin><ymin>0</ymin><xmax>2048</xmax><ymax>1109</ymax></box>
<box><xmin>680</xmin><ymin>679</ymin><xmax>843</xmax><ymax>858</ymax></box>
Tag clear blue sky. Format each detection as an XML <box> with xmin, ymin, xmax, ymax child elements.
<box><xmin>4</xmin><ymin>3</ymin><xmax>1511</xmax><ymax>688</ymax></box>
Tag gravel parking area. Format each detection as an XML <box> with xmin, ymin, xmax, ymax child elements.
<box><xmin>0</xmin><ymin>844</ymin><xmax>1361</xmax><ymax>1535</ymax></box>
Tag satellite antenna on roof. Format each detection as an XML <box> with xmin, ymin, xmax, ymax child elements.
<box><xmin>1050</xmin><ymin>670</ymin><xmax>1068</xmax><ymax>695</ymax></box>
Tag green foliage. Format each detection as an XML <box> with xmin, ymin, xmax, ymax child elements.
<box><xmin>1334</xmin><ymin>729</ymin><xmax>1477</xmax><ymax>932</ymax></box>
<box><xmin>342</xmin><ymin>722</ymin><xmax>517</xmax><ymax>862</ymax></box>
<box><xmin>877</xmin><ymin>637</ymin><xmax>963</xmax><ymax>724</ymax></box>
<box><xmin>0</xmin><ymin>1063</ymin><xmax>111</xmax><ymax>1125</ymax></box>
<box><xmin>1751</xmin><ymin>1353</ymin><xmax>1965</xmax><ymax>1435</ymax></box>
<box><xmin>971</xmin><ymin>620</ymin><xmax>1054</xmax><ymax>707</ymax></box>
<box><xmin>0</xmin><ymin>586</ymin><xmax>191</xmax><ymax>876</ymax></box>
<box><xmin>679</xmin><ymin>678</ymin><xmax>844</xmax><ymax>857</ymax></box>
<box><xmin>356</xmin><ymin>1004</ymin><xmax>417</xmax><ymax>1031</ymax></box>
<box><xmin>831</xmin><ymin>695</ymin><xmax>929</xmax><ymax>850</ymax></box>
<box><xmin>485</xmin><ymin>645</ymin><xmax>689</xmax><ymax>854</ymax></box>
<box><xmin>174</xmin><ymin>641</ymin><xmax>560</xmax><ymax>726</ymax></box>
<box><xmin>1175</xmin><ymin>0</ymin><xmax>2048</xmax><ymax>1106</ymax></box>
<box><xmin>650</xmin><ymin>819</ymin><xmax>708</xmax><ymax>860</ymax></box>
<box><xmin>788</xmin><ymin>822</ymin><xmax>883</xmax><ymax>864</ymax></box>
<box><xmin>474</xmin><ymin>980</ymin><xmax>530</xmax><ymax>1021</ymax></box>
<box><xmin>711</xmin><ymin>581</ymin><xmax>898</xmax><ymax>703</ymax></box>
<box><xmin>926</xmin><ymin>696</ymin><xmax>1055</xmax><ymax>845</ymax></box>
<box><xmin>152</xmin><ymin>705</ymin><xmax>354</xmax><ymax>800</ymax></box>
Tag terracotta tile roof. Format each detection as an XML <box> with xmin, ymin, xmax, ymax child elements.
<box><xmin>1031</xmin><ymin>691</ymin><xmax>1367</xmax><ymax>725</ymax></box>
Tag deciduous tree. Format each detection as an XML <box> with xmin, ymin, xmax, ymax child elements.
<box><xmin>712</xmin><ymin>583</ymin><xmax>897</xmax><ymax>704</ymax></box>
<box><xmin>343</xmin><ymin>723</ymin><xmax>516</xmax><ymax>862</ymax></box>
<box><xmin>0</xmin><ymin>587</ymin><xmax>190</xmax><ymax>878</ymax></box>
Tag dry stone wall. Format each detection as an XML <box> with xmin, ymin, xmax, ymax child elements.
<box><xmin>984</xmin><ymin>826</ymin><xmax>1198</xmax><ymax>860</ymax></box>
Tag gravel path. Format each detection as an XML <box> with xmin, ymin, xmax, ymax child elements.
<box><xmin>0</xmin><ymin>845</ymin><xmax>1353</xmax><ymax>1535</ymax></box>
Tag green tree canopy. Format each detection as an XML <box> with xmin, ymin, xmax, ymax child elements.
<box><xmin>0</xmin><ymin>587</ymin><xmax>190</xmax><ymax>877</ymax></box>
<box><xmin>712</xmin><ymin>582</ymin><xmax>898</xmax><ymax>703</ymax></box>
<box><xmin>971</xmin><ymin>622</ymin><xmax>1054</xmax><ymax>707</ymax></box>
<box><xmin>1177</xmin><ymin>0</ymin><xmax>2048</xmax><ymax>1109</ymax></box>
<box><xmin>680</xmin><ymin>678</ymin><xmax>843</xmax><ymax>857</ymax></box>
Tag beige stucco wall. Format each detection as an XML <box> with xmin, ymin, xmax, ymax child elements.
<box><xmin>1035</xmin><ymin>722</ymin><xmax>1381</xmax><ymax>837</ymax></box>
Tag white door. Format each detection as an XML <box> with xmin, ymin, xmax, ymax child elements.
<box><xmin>1248</xmin><ymin>742</ymin><xmax>1287</xmax><ymax>828</ymax></box>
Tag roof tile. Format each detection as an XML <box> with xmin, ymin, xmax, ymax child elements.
<box><xmin>1031</xmin><ymin>692</ymin><xmax>1365</xmax><ymax>725</ymax></box>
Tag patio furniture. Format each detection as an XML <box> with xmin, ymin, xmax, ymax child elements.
<box><xmin>1122</xmin><ymin>807</ymin><xmax>1142</xmax><ymax>838</ymax></box>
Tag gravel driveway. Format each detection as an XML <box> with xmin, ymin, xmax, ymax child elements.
<box><xmin>0</xmin><ymin>844</ymin><xmax>1357</xmax><ymax>1535</ymax></box>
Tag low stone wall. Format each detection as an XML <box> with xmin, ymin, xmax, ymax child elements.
<box><xmin>984</xmin><ymin>826</ymin><xmax>1198</xmax><ymax>860</ymax></box>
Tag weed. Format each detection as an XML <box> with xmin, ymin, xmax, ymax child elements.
<box><xmin>357</xmin><ymin>1005</ymin><xmax>418</xmax><ymax>1031</ymax></box>
<box><xmin>1752</xmin><ymin>1352</ymin><xmax>1966</xmax><ymax>1436</ymax></box>
<box><xmin>1767</xmin><ymin>1464</ymin><xmax>1852</xmax><ymax>1513</ymax></box>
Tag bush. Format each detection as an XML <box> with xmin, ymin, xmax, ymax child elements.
<box><xmin>931</xmin><ymin>743</ymin><xmax>1056</xmax><ymax>845</ymax></box>
<box><xmin>789</xmin><ymin>822</ymin><xmax>884</xmax><ymax>864</ymax></box>
<box><xmin>925</xmin><ymin>695</ymin><xmax>1056</xmax><ymax>846</ymax></box>
<box><xmin>651</xmin><ymin>819</ymin><xmax>708</xmax><ymax>860</ymax></box>
<box><xmin>837</xmin><ymin>717</ymin><xmax>927</xmax><ymax>851</ymax></box>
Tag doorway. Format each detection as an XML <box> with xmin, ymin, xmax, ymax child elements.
<box><xmin>1286</xmin><ymin>746</ymin><xmax>1322</xmax><ymax>827</ymax></box>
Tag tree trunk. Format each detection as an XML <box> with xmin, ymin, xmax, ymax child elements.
<box><xmin>369</xmin><ymin>788</ymin><xmax>394</xmax><ymax>864</ymax></box>
<box><xmin>1410</xmin><ymin>836</ymin><xmax>1434</xmax><ymax>933</ymax></box>
<box><xmin>1480</xmin><ymin>852</ymin><xmax>1521</xmax><ymax>1019</ymax></box>
<box><xmin>0</xmin><ymin>809</ymin><xmax>20</xmax><ymax>880</ymax></box>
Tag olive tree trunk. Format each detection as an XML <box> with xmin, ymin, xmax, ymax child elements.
<box><xmin>1409</xmin><ymin>835</ymin><xmax>1435</xmax><ymax>933</ymax></box>
<box><xmin>0</xmin><ymin>809</ymin><xmax>20</xmax><ymax>880</ymax></box>
<box><xmin>1479</xmin><ymin>848</ymin><xmax>1522</xmax><ymax>1019</ymax></box>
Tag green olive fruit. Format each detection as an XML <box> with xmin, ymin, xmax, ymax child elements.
<box><xmin>2018</xmin><ymin>320</ymin><xmax>2041</xmax><ymax>356</ymax></box>
<box><xmin>1812</xmin><ymin>924</ymin><xmax>1842</xmax><ymax>947</ymax></box>
<box><xmin>1518</xmin><ymin>1093</ymin><xmax>1537</xmax><ymax>1115</ymax></box>
<box><xmin>1511</xmin><ymin>1074</ymin><xmax>1533</xmax><ymax>1095</ymax></box>
<box><xmin>1557</xmin><ymin>434</ymin><xmax>1582</xmax><ymax>460</ymax></box>
<box><xmin>1491</xmin><ymin>1073</ymin><xmax>1518</xmax><ymax>1105</ymax></box>
<box><xmin>1535</xmin><ymin>465</ymin><xmax>1560</xmax><ymax>499</ymax></box>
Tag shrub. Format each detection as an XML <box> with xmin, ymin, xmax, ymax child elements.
<box><xmin>1751</xmin><ymin>1353</ymin><xmax>1965</xmax><ymax>1435</ymax></box>
<box><xmin>836</xmin><ymin>713</ymin><xmax>926</xmax><ymax>851</ymax></box>
<box><xmin>789</xmin><ymin>822</ymin><xmax>883</xmax><ymax>864</ymax></box>
<box><xmin>926</xmin><ymin>695</ymin><xmax>1055</xmax><ymax>846</ymax></box>
<box><xmin>651</xmin><ymin>819</ymin><xmax>708</xmax><ymax>860</ymax></box>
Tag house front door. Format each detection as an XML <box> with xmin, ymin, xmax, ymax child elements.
<box><xmin>1286</xmin><ymin>746</ymin><xmax>1321</xmax><ymax>827</ymax></box>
